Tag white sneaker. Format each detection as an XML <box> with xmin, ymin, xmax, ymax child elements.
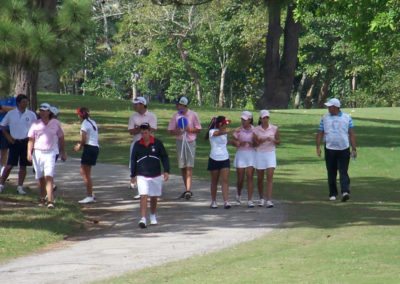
<box><xmin>210</xmin><ymin>201</ymin><xmax>218</xmax><ymax>209</ymax></box>
<box><xmin>149</xmin><ymin>214</ymin><xmax>158</xmax><ymax>225</ymax></box>
<box><xmin>329</xmin><ymin>196</ymin><xmax>336</xmax><ymax>201</ymax></box>
<box><xmin>0</xmin><ymin>184</ymin><xmax>4</xmax><ymax>193</ymax></box>
<box><xmin>247</xmin><ymin>200</ymin><xmax>255</xmax><ymax>208</ymax></box>
<box><xmin>129</xmin><ymin>183</ymin><xmax>137</xmax><ymax>189</ymax></box>
<box><xmin>16</xmin><ymin>186</ymin><xmax>26</xmax><ymax>195</ymax></box>
<box><xmin>266</xmin><ymin>200</ymin><xmax>274</xmax><ymax>208</ymax></box>
<box><xmin>224</xmin><ymin>201</ymin><xmax>231</xmax><ymax>209</ymax></box>
<box><xmin>78</xmin><ymin>196</ymin><xmax>96</xmax><ymax>204</ymax></box>
<box><xmin>258</xmin><ymin>198</ymin><xmax>265</xmax><ymax>207</ymax></box>
<box><xmin>133</xmin><ymin>194</ymin><xmax>141</xmax><ymax>200</ymax></box>
<box><xmin>138</xmin><ymin>217</ymin><xmax>147</xmax><ymax>228</ymax></box>
<box><xmin>236</xmin><ymin>194</ymin><xmax>241</xmax><ymax>204</ymax></box>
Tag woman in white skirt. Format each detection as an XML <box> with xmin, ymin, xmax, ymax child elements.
<box><xmin>253</xmin><ymin>110</ymin><xmax>280</xmax><ymax>208</ymax></box>
<box><xmin>232</xmin><ymin>111</ymin><xmax>255</xmax><ymax>207</ymax></box>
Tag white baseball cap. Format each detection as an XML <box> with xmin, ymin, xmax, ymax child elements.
<box><xmin>132</xmin><ymin>97</ymin><xmax>147</xmax><ymax>105</ymax></box>
<box><xmin>241</xmin><ymin>111</ymin><xmax>252</xmax><ymax>120</ymax></box>
<box><xmin>260</xmin><ymin>109</ymin><xmax>270</xmax><ymax>118</ymax></box>
<box><xmin>178</xmin><ymin>96</ymin><xmax>189</xmax><ymax>106</ymax></box>
<box><xmin>50</xmin><ymin>106</ymin><xmax>59</xmax><ymax>116</ymax></box>
<box><xmin>324</xmin><ymin>98</ymin><xmax>341</xmax><ymax>108</ymax></box>
<box><xmin>39</xmin><ymin>103</ymin><xmax>51</xmax><ymax>111</ymax></box>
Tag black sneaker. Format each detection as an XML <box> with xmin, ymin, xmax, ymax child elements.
<box><xmin>184</xmin><ymin>191</ymin><xmax>192</xmax><ymax>200</ymax></box>
<box><xmin>224</xmin><ymin>202</ymin><xmax>231</xmax><ymax>209</ymax></box>
<box><xmin>341</xmin><ymin>193</ymin><xmax>350</xmax><ymax>202</ymax></box>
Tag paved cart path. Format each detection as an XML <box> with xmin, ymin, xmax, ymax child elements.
<box><xmin>0</xmin><ymin>159</ymin><xmax>286</xmax><ymax>284</ymax></box>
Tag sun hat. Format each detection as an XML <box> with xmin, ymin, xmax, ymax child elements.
<box><xmin>132</xmin><ymin>97</ymin><xmax>147</xmax><ymax>105</ymax></box>
<box><xmin>39</xmin><ymin>103</ymin><xmax>51</xmax><ymax>111</ymax></box>
<box><xmin>241</xmin><ymin>111</ymin><xmax>252</xmax><ymax>120</ymax></box>
<box><xmin>324</xmin><ymin>98</ymin><xmax>341</xmax><ymax>108</ymax></box>
<box><xmin>260</xmin><ymin>109</ymin><xmax>270</xmax><ymax>118</ymax></box>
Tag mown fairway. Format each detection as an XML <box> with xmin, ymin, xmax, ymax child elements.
<box><xmin>1</xmin><ymin>93</ymin><xmax>399</xmax><ymax>283</ymax></box>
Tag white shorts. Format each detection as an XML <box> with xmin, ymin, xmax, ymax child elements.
<box><xmin>255</xmin><ymin>151</ymin><xmax>276</xmax><ymax>170</ymax></box>
<box><xmin>137</xmin><ymin>175</ymin><xmax>163</xmax><ymax>197</ymax></box>
<box><xmin>234</xmin><ymin>150</ymin><xmax>255</xmax><ymax>168</ymax></box>
<box><xmin>32</xmin><ymin>149</ymin><xmax>57</xmax><ymax>179</ymax></box>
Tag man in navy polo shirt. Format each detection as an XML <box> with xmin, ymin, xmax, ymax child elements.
<box><xmin>316</xmin><ymin>98</ymin><xmax>357</xmax><ymax>202</ymax></box>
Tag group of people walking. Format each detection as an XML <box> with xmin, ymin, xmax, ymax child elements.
<box><xmin>128</xmin><ymin>96</ymin><xmax>280</xmax><ymax>228</ymax></box>
<box><xmin>0</xmin><ymin>94</ymin><xmax>356</xmax><ymax>230</ymax></box>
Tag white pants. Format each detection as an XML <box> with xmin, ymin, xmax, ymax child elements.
<box><xmin>32</xmin><ymin>149</ymin><xmax>57</xmax><ymax>179</ymax></box>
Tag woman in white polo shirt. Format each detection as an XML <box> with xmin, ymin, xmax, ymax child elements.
<box><xmin>253</xmin><ymin>110</ymin><xmax>280</xmax><ymax>208</ymax></box>
<box><xmin>74</xmin><ymin>107</ymin><xmax>99</xmax><ymax>204</ymax></box>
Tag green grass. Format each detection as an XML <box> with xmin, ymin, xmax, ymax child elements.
<box><xmin>2</xmin><ymin>93</ymin><xmax>399</xmax><ymax>282</ymax></box>
<box><xmin>0</xmin><ymin>186</ymin><xmax>84</xmax><ymax>263</ymax></box>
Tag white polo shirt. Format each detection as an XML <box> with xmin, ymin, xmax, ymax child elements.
<box><xmin>128</xmin><ymin>110</ymin><xmax>157</xmax><ymax>143</ymax></box>
<box><xmin>1</xmin><ymin>108</ymin><xmax>37</xmax><ymax>139</ymax></box>
<box><xmin>81</xmin><ymin>119</ymin><xmax>99</xmax><ymax>147</ymax></box>
<box><xmin>318</xmin><ymin>111</ymin><xmax>353</xmax><ymax>150</ymax></box>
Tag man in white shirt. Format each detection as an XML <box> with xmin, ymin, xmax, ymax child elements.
<box><xmin>316</xmin><ymin>98</ymin><xmax>357</xmax><ymax>202</ymax></box>
<box><xmin>0</xmin><ymin>94</ymin><xmax>37</xmax><ymax>194</ymax></box>
<box><xmin>128</xmin><ymin>97</ymin><xmax>157</xmax><ymax>199</ymax></box>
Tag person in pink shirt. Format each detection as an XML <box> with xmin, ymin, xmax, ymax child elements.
<box><xmin>232</xmin><ymin>111</ymin><xmax>256</xmax><ymax>208</ymax></box>
<box><xmin>27</xmin><ymin>103</ymin><xmax>67</xmax><ymax>209</ymax></box>
<box><xmin>253</xmin><ymin>110</ymin><xmax>280</xmax><ymax>208</ymax></box>
<box><xmin>167</xmin><ymin>96</ymin><xmax>202</xmax><ymax>200</ymax></box>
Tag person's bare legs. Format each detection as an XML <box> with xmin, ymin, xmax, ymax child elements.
<box><xmin>210</xmin><ymin>170</ymin><xmax>220</xmax><ymax>201</ymax></box>
<box><xmin>0</xmin><ymin>148</ymin><xmax>8</xmax><ymax>174</ymax></box>
<box><xmin>265</xmin><ymin>168</ymin><xmax>275</xmax><ymax>200</ymax></box>
<box><xmin>236</xmin><ymin>168</ymin><xmax>245</xmax><ymax>197</ymax></box>
<box><xmin>150</xmin><ymin>196</ymin><xmax>158</xmax><ymax>215</ymax></box>
<box><xmin>39</xmin><ymin>177</ymin><xmax>46</xmax><ymax>199</ymax></box>
<box><xmin>246</xmin><ymin>166</ymin><xmax>254</xmax><ymax>201</ymax></box>
<box><xmin>220</xmin><ymin>168</ymin><xmax>230</xmax><ymax>202</ymax></box>
<box><xmin>0</xmin><ymin>165</ymin><xmax>12</xmax><ymax>185</ymax></box>
<box><xmin>80</xmin><ymin>164</ymin><xmax>93</xmax><ymax>196</ymax></box>
<box><xmin>140</xmin><ymin>195</ymin><xmax>148</xmax><ymax>218</ymax></box>
<box><xmin>257</xmin><ymin>169</ymin><xmax>265</xmax><ymax>199</ymax></box>
<box><xmin>17</xmin><ymin>166</ymin><xmax>27</xmax><ymax>187</ymax></box>
<box><xmin>181</xmin><ymin>167</ymin><xmax>193</xmax><ymax>192</ymax></box>
<box><xmin>45</xmin><ymin>176</ymin><xmax>54</xmax><ymax>203</ymax></box>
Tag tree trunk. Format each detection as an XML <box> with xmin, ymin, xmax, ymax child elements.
<box><xmin>218</xmin><ymin>65</ymin><xmax>227</xmax><ymax>108</ymax></box>
<box><xmin>304</xmin><ymin>76</ymin><xmax>317</xmax><ymax>109</ymax></box>
<box><xmin>294</xmin><ymin>72</ymin><xmax>306</xmax><ymax>109</ymax></box>
<box><xmin>10</xmin><ymin>62</ymin><xmax>39</xmax><ymax>110</ymax></box>
<box><xmin>259</xmin><ymin>1</ymin><xmax>300</xmax><ymax>109</ymax></box>
<box><xmin>317</xmin><ymin>68</ymin><xmax>333</xmax><ymax>107</ymax></box>
<box><xmin>177</xmin><ymin>39</ymin><xmax>202</xmax><ymax>106</ymax></box>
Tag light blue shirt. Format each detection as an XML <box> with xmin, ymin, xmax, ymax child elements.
<box><xmin>318</xmin><ymin>111</ymin><xmax>353</xmax><ymax>150</ymax></box>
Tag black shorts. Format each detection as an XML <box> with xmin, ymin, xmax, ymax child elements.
<box><xmin>81</xmin><ymin>145</ymin><xmax>99</xmax><ymax>166</ymax></box>
<box><xmin>7</xmin><ymin>138</ymin><xmax>31</xmax><ymax>167</ymax></box>
<box><xmin>0</xmin><ymin>131</ymin><xmax>10</xmax><ymax>150</ymax></box>
<box><xmin>207</xmin><ymin>158</ymin><xmax>230</xmax><ymax>171</ymax></box>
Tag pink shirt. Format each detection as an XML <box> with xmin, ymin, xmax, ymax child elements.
<box><xmin>253</xmin><ymin>124</ymin><xmax>278</xmax><ymax>152</ymax></box>
<box><xmin>128</xmin><ymin>110</ymin><xmax>157</xmax><ymax>142</ymax></box>
<box><xmin>233</xmin><ymin>126</ymin><xmax>255</xmax><ymax>151</ymax></box>
<box><xmin>28</xmin><ymin>119</ymin><xmax>64</xmax><ymax>151</ymax></box>
<box><xmin>168</xmin><ymin>109</ymin><xmax>202</xmax><ymax>142</ymax></box>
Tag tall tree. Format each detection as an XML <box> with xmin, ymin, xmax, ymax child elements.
<box><xmin>0</xmin><ymin>0</ymin><xmax>92</xmax><ymax>108</ymax></box>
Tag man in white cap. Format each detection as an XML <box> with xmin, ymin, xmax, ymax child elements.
<box><xmin>128</xmin><ymin>96</ymin><xmax>157</xmax><ymax>199</ymax></box>
<box><xmin>0</xmin><ymin>94</ymin><xmax>37</xmax><ymax>194</ymax></box>
<box><xmin>316</xmin><ymin>98</ymin><xmax>357</xmax><ymax>202</ymax></box>
<box><xmin>168</xmin><ymin>96</ymin><xmax>202</xmax><ymax>199</ymax></box>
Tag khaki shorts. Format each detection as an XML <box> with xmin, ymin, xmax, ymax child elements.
<box><xmin>176</xmin><ymin>140</ymin><xmax>196</xmax><ymax>168</ymax></box>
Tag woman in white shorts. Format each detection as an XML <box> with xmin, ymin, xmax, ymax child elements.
<box><xmin>27</xmin><ymin>103</ymin><xmax>67</xmax><ymax>209</ymax></box>
<box><xmin>232</xmin><ymin>111</ymin><xmax>255</xmax><ymax>208</ymax></box>
<box><xmin>253</xmin><ymin>110</ymin><xmax>280</xmax><ymax>208</ymax></box>
<box><xmin>130</xmin><ymin>123</ymin><xmax>170</xmax><ymax>229</ymax></box>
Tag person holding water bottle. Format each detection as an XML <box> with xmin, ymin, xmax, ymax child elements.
<box><xmin>168</xmin><ymin>96</ymin><xmax>202</xmax><ymax>200</ymax></box>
